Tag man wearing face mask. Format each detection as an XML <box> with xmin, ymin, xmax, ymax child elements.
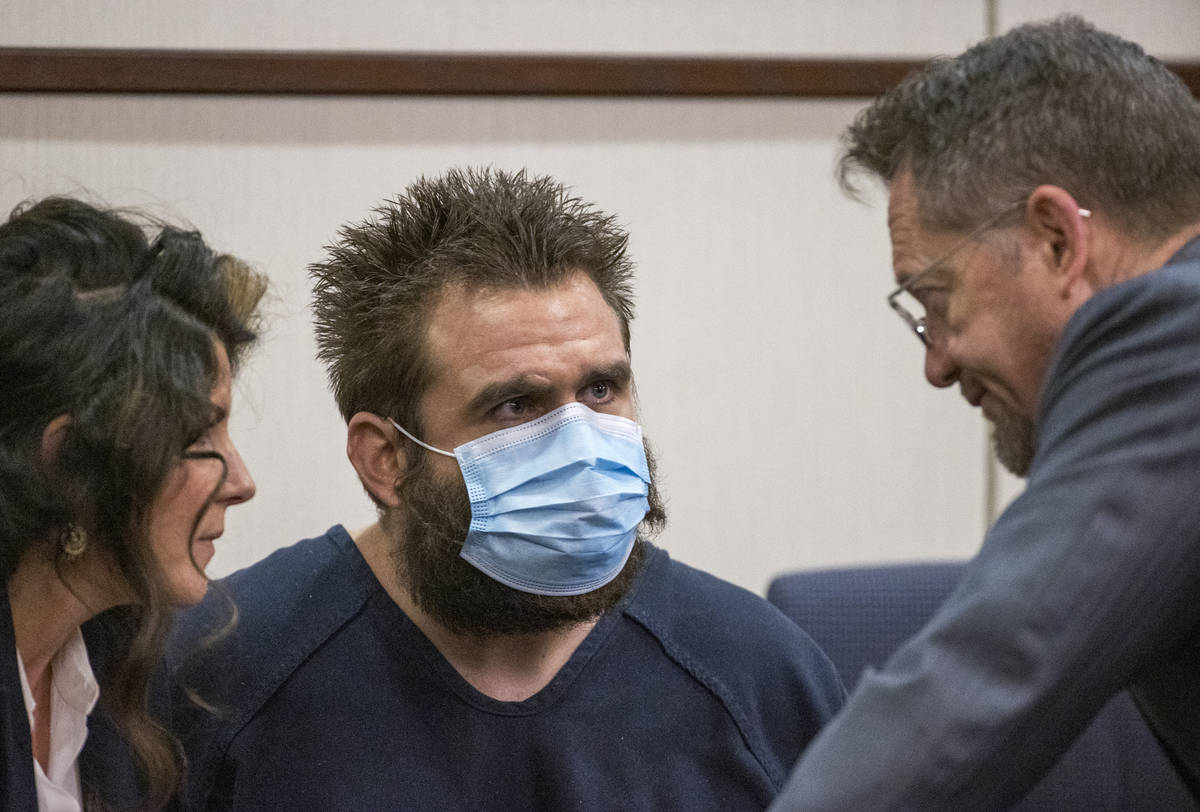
<box><xmin>168</xmin><ymin>167</ymin><xmax>844</xmax><ymax>811</ymax></box>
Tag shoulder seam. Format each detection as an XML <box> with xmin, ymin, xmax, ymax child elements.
<box><xmin>623</xmin><ymin>601</ymin><xmax>785</xmax><ymax>789</ymax></box>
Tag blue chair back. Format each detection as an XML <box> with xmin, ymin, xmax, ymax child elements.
<box><xmin>767</xmin><ymin>562</ymin><xmax>1197</xmax><ymax>811</ymax></box>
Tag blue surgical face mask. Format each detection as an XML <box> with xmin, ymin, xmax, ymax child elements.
<box><xmin>389</xmin><ymin>402</ymin><xmax>651</xmax><ymax>596</ymax></box>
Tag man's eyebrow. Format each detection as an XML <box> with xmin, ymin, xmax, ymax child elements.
<box><xmin>465</xmin><ymin>377</ymin><xmax>555</xmax><ymax>416</ymax></box>
<box><xmin>464</xmin><ymin>361</ymin><xmax>634</xmax><ymax>416</ymax></box>
<box><xmin>579</xmin><ymin>361</ymin><xmax>633</xmax><ymax>389</ymax></box>
<box><xmin>898</xmin><ymin>259</ymin><xmax>950</xmax><ymax>290</ymax></box>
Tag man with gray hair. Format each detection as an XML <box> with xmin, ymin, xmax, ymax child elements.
<box><xmin>773</xmin><ymin>16</ymin><xmax>1200</xmax><ymax>810</ymax></box>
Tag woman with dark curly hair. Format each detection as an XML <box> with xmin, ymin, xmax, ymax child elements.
<box><xmin>0</xmin><ymin>197</ymin><xmax>266</xmax><ymax>810</ymax></box>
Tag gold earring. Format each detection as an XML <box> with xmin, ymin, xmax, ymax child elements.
<box><xmin>61</xmin><ymin>524</ymin><xmax>88</xmax><ymax>560</ymax></box>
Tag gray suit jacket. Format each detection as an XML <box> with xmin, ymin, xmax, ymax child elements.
<box><xmin>772</xmin><ymin>237</ymin><xmax>1200</xmax><ymax>810</ymax></box>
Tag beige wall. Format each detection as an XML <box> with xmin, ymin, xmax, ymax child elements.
<box><xmin>1</xmin><ymin>1</ymin><xmax>1196</xmax><ymax>593</ymax></box>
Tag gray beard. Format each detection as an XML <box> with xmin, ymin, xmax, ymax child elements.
<box><xmin>989</xmin><ymin>407</ymin><xmax>1037</xmax><ymax>478</ymax></box>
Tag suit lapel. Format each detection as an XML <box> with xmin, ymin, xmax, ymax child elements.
<box><xmin>0</xmin><ymin>591</ymin><xmax>39</xmax><ymax>811</ymax></box>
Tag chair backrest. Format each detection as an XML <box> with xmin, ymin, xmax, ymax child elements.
<box><xmin>768</xmin><ymin>562</ymin><xmax>1197</xmax><ymax>811</ymax></box>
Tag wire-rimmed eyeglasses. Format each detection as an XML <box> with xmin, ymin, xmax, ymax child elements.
<box><xmin>886</xmin><ymin>205</ymin><xmax>1091</xmax><ymax>347</ymax></box>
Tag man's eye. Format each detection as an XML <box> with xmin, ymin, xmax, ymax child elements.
<box><xmin>911</xmin><ymin>286</ymin><xmax>946</xmax><ymax>315</ymax></box>
<box><xmin>922</xmin><ymin>291</ymin><xmax>950</xmax><ymax>319</ymax></box>
<box><xmin>494</xmin><ymin>398</ymin><xmax>530</xmax><ymax>419</ymax></box>
<box><xmin>586</xmin><ymin>382</ymin><xmax>612</xmax><ymax>402</ymax></box>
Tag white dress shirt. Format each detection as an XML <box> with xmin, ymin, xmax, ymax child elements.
<box><xmin>16</xmin><ymin>627</ymin><xmax>100</xmax><ymax>812</ymax></box>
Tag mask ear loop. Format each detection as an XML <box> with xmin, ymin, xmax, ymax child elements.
<box><xmin>388</xmin><ymin>418</ymin><xmax>456</xmax><ymax>458</ymax></box>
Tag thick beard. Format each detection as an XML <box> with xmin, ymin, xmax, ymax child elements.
<box><xmin>989</xmin><ymin>406</ymin><xmax>1036</xmax><ymax>478</ymax></box>
<box><xmin>385</xmin><ymin>441</ymin><xmax>668</xmax><ymax>638</ymax></box>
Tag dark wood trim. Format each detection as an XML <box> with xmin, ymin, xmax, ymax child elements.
<box><xmin>2</xmin><ymin>48</ymin><xmax>1197</xmax><ymax>99</ymax></box>
<box><xmin>0</xmin><ymin>48</ymin><xmax>919</xmax><ymax>97</ymax></box>
<box><xmin>1168</xmin><ymin>61</ymin><xmax>1200</xmax><ymax>97</ymax></box>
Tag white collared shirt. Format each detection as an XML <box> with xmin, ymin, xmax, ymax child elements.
<box><xmin>16</xmin><ymin>627</ymin><xmax>100</xmax><ymax>812</ymax></box>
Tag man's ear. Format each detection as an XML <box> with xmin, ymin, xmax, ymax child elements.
<box><xmin>41</xmin><ymin>415</ymin><xmax>72</xmax><ymax>462</ymax></box>
<box><xmin>1025</xmin><ymin>185</ymin><xmax>1093</xmax><ymax>302</ymax></box>
<box><xmin>347</xmin><ymin>412</ymin><xmax>405</xmax><ymax>509</ymax></box>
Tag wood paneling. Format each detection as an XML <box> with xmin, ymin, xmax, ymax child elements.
<box><xmin>0</xmin><ymin>49</ymin><xmax>932</xmax><ymax>97</ymax></box>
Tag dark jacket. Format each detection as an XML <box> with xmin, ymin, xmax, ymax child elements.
<box><xmin>1</xmin><ymin>590</ymin><xmax>143</xmax><ymax>811</ymax></box>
